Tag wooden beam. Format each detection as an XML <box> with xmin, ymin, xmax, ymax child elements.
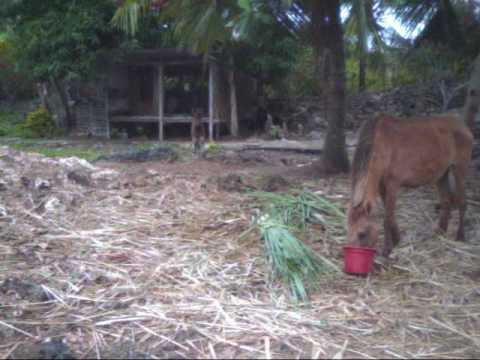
<box><xmin>105</xmin><ymin>84</ymin><xmax>111</xmax><ymax>139</ymax></box>
<box><xmin>111</xmin><ymin>115</ymin><xmax>160</xmax><ymax>123</ymax></box>
<box><xmin>158</xmin><ymin>64</ymin><xmax>164</xmax><ymax>141</ymax></box>
<box><xmin>208</xmin><ymin>61</ymin><xmax>214</xmax><ymax>142</ymax></box>
<box><xmin>110</xmin><ymin>115</ymin><xmax>219</xmax><ymax>124</ymax></box>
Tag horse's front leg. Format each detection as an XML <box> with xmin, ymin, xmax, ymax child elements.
<box><xmin>453</xmin><ymin>165</ymin><xmax>468</xmax><ymax>242</ymax></box>
<box><xmin>435</xmin><ymin>171</ymin><xmax>453</xmax><ymax>236</ymax></box>
<box><xmin>381</xmin><ymin>182</ymin><xmax>400</xmax><ymax>257</ymax></box>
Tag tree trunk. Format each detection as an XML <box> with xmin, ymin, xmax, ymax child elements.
<box><xmin>52</xmin><ymin>78</ymin><xmax>75</xmax><ymax>133</ymax></box>
<box><xmin>464</xmin><ymin>55</ymin><xmax>480</xmax><ymax>132</ymax></box>
<box><xmin>357</xmin><ymin>0</ymin><xmax>368</xmax><ymax>92</ymax></box>
<box><xmin>36</xmin><ymin>82</ymin><xmax>51</xmax><ymax>113</ymax></box>
<box><xmin>439</xmin><ymin>0</ymin><xmax>453</xmax><ymax>48</ymax></box>
<box><xmin>358</xmin><ymin>55</ymin><xmax>366</xmax><ymax>92</ymax></box>
<box><xmin>312</xmin><ymin>0</ymin><xmax>350</xmax><ymax>174</ymax></box>
<box><xmin>229</xmin><ymin>56</ymin><xmax>239</xmax><ymax>137</ymax></box>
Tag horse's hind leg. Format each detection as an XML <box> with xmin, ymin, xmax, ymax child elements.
<box><xmin>380</xmin><ymin>181</ymin><xmax>400</xmax><ymax>257</ymax></box>
<box><xmin>435</xmin><ymin>170</ymin><xmax>453</xmax><ymax>236</ymax></box>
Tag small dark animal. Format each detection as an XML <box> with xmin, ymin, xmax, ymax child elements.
<box><xmin>346</xmin><ymin>114</ymin><xmax>474</xmax><ymax>257</ymax></box>
<box><xmin>191</xmin><ymin>108</ymin><xmax>206</xmax><ymax>154</ymax></box>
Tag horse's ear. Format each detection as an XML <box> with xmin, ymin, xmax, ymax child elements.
<box><xmin>352</xmin><ymin>177</ymin><xmax>367</xmax><ymax>208</ymax></box>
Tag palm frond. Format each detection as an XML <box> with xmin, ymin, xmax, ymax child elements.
<box><xmin>249</xmin><ymin>190</ymin><xmax>343</xmax><ymax>302</ymax></box>
<box><xmin>111</xmin><ymin>0</ymin><xmax>152</xmax><ymax>36</ymax></box>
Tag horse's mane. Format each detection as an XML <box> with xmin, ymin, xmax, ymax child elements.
<box><xmin>351</xmin><ymin>116</ymin><xmax>381</xmax><ymax>189</ymax></box>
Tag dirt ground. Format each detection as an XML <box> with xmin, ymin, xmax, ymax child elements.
<box><xmin>1</xmin><ymin>141</ymin><xmax>480</xmax><ymax>359</ymax></box>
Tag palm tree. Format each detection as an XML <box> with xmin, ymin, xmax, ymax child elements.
<box><xmin>113</xmin><ymin>0</ymin><xmax>351</xmax><ymax>173</ymax></box>
<box><xmin>310</xmin><ymin>0</ymin><xmax>350</xmax><ymax>173</ymax></box>
<box><xmin>344</xmin><ymin>0</ymin><xmax>387</xmax><ymax>92</ymax></box>
<box><xmin>386</xmin><ymin>0</ymin><xmax>466</xmax><ymax>50</ymax></box>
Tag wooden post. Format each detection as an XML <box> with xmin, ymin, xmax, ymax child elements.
<box><xmin>228</xmin><ymin>58</ymin><xmax>239</xmax><ymax>137</ymax></box>
<box><xmin>157</xmin><ymin>64</ymin><xmax>164</xmax><ymax>141</ymax></box>
<box><xmin>208</xmin><ymin>61</ymin><xmax>215</xmax><ymax>142</ymax></box>
<box><xmin>105</xmin><ymin>83</ymin><xmax>111</xmax><ymax>139</ymax></box>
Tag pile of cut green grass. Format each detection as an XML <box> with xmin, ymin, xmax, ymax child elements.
<box><xmin>249</xmin><ymin>191</ymin><xmax>345</xmax><ymax>302</ymax></box>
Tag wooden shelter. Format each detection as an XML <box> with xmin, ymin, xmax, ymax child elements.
<box><xmin>103</xmin><ymin>48</ymin><xmax>249</xmax><ymax>140</ymax></box>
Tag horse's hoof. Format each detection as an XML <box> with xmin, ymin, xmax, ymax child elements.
<box><xmin>434</xmin><ymin>228</ymin><xmax>447</xmax><ymax>238</ymax></box>
<box><xmin>456</xmin><ymin>233</ymin><xmax>465</xmax><ymax>242</ymax></box>
<box><xmin>381</xmin><ymin>248</ymin><xmax>392</xmax><ymax>258</ymax></box>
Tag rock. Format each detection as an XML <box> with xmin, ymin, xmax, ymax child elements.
<box><xmin>0</xmin><ymin>205</ymin><xmax>7</xmax><ymax>217</ymax></box>
<box><xmin>146</xmin><ymin>169</ymin><xmax>160</xmax><ymax>177</ymax></box>
<box><xmin>312</xmin><ymin>114</ymin><xmax>326</xmax><ymax>126</ymax></box>
<box><xmin>34</xmin><ymin>178</ymin><xmax>51</xmax><ymax>190</ymax></box>
<box><xmin>0</xmin><ymin>180</ymin><xmax>7</xmax><ymax>191</ymax></box>
<box><xmin>217</xmin><ymin>174</ymin><xmax>245</xmax><ymax>192</ymax></box>
<box><xmin>39</xmin><ymin>338</ymin><xmax>76</xmax><ymax>360</ymax></box>
<box><xmin>261</xmin><ymin>175</ymin><xmax>290</xmax><ymax>192</ymax></box>
<box><xmin>44</xmin><ymin>197</ymin><xmax>63</xmax><ymax>213</ymax></box>
<box><xmin>96</xmin><ymin>146</ymin><xmax>176</xmax><ymax>163</ymax></box>
<box><xmin>12</xmin><ymin>338</ymin><xmax>77</xmax><ymax>360</ymax></box>
<box><xmin>59</xmin><ymin>157</ymin><xmax>97</xmax><ymax>171</ymax></box>
<box><xmin>91</xmin><ymin>169</ymin><xmax>120</xmax><ymax>182</ymax></box>
<box><xmin>21</xmin><ymin>176</ymin><xmax>31</xmax><ymax>188</ymax></box>
<box><xmin>0</xmin><ymin>277</ymin><xmax>51</xmax><ymax>302</ymax></box>
<box><xmin>307</xmin><ymin>130</ymin><xmax>323</xmax><ymax>140</ymax></box>
<box><xmin>67</xmin><ymin>170</ymin><xmax>91</xmax><ymax>186</ymax></box>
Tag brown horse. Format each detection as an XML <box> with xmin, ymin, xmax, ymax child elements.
<box><xmin>346</xmin><ymin>114</ymin><xmax>474</xmax><ymax>257</ymax></box>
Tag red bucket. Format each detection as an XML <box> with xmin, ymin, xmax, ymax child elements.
<box><xmin>343</xmin><ymin>246</ymin><xmax>376</xmax><ymax>275</ymax></box>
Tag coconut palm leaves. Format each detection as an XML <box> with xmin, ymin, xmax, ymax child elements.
<box><xmin>250</xmin><ymin>191</ymin><xmax>343</xmax><ymax>302</ymax></box>
<box><xmin>343</xmin><ymin>0</ymin><xmax>389</xmax><ymax>91</ymax></box>
<box><xmin>385</xmin><ymin>0</ymin><xmax>466</xmax><ymax>50</ymax></box>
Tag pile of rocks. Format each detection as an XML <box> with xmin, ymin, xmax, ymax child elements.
<box><xmin>268</xmin><ymin>80</ymin><xmax>466</xmax><ymax>136</ymax></box>
<box><xmin>0</xmin><ymin>147</ymin><xmax>119</xmax><ymax>239</ymax></box>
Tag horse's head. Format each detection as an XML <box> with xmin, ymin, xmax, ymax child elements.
<box><xmin>346</xmin><ymin>201</ymin><xmax>379</xmax><ymax>249</ymax></box>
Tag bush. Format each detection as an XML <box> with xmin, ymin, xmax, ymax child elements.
<box><xmin>205</xmin><ymin>141</ymin><xmax>221</xmax><ymax>154</ymax></box>
<box><xmin>21</xmin><ymin>107</ymin><xmax>57</xmax><ymax>138</ymax></box>
<box><xmin>0</xmin><ymin>111</ymin><xmax>25</xmax><ymax>137</ymax></box>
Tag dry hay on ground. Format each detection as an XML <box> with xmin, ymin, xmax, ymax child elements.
<box><xmin>1</xmin><ymin>147</ymin><xmax>480</xmax><ymax>359</ymax></box>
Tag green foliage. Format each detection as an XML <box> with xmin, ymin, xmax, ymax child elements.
<box><xmin>6</xmin><ymin>142</ymin><xmax>103</xmax><ymax>161</ymax></box>
<box><xmin>267</xmin><ymin>124</ymin><xmax>282</xmax><ymax>139</ymax></box>
<box><xmin>249</xmin><ymin>191</ymin><xmax>343</xmax><ymax>302</ymax></box>
<box><xmin>113</xmin><ymin>0</ymin><xmax>299</xmax><ymax>90</ymax></box>
<box><xmin>386</xmin><ymin>44</ymin><xmax>469</xmax><ymax>88</ymax></box>
<box><xmin>3</xmin><ymin>0</ymin><xmax>122</xmax><ymax>82</ymax></box>
<box><xmin>11</xmin><ymin>145</ymin><xmax>102</xmax><ymax>162</ymax></box>
<box><xmin>0</xmin><ymin>33</ymin><xmax>34</xmax><ymax>99</ymax></box>
<box><xmin>0</xmin><ymin>111</ymin><xmax>24</xmax><ymax>137</ymax></box>
<box><xmin>205</xmin><ymin>141</ymin><xmax>221</xmax><ymax>154</ymax></box>
<box><xmin>21</xmin><ymin>107</ymin><xmax>56</xmax><ymax>138</ymax></box>
<box><xmin>346</xmin><ymin>55</ymin><xmax>388</xmax><ymax>93</ymax></box>
<box><xmin>281</xmin><ymin>45</ymin><xmax>317</xmax><ymax>96</ymax></box>
<box><xmin>251</xmin><ymin>191</ymin><xmax>345</xmax><ymax>233</ymax></box>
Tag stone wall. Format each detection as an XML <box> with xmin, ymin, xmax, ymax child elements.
<box><xmin>267</xmin><ymin>80</ymin><xmax>470</xmax><ymax>134</ymax></box>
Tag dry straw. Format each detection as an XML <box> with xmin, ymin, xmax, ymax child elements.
<box><xmin>1</xmin><ymin>148</ymin><xmax>480</xmax><ymax>358</ymax></box>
